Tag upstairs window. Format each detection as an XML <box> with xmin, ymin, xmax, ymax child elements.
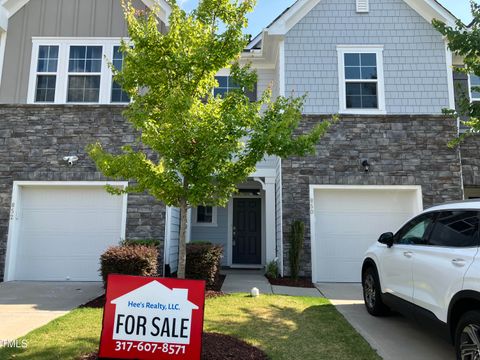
<box><xmin>469</xmin><ymin>74</ymin><xmax>480</xmax><ymax>102</ymax></box>
<box><xmin>111</xmin><ymin>46</ymin><xmax>130</xmax><ymax>103</ymax></box>
<box><xmin>67</xmin><ymin>46</ymin><xmax>102</xmax><ymax>103</ymax></box>
<box><xmin>34</xmin><ymin>45</ymin><xmax>59</xmax><ymax>102</ymax></box>
<box><xmin>214</xmin><ymin>76</ymin><xmax>240</xmax><ymax>97</ymax></box>
<box><xmin>28</xmin><ymin>38</ymin><xmax>130</xmax><ymax>104</ymax></box>
<box><xmin>337</xmin><ymin>46</ymin><xmax>385</xmax><ymax>114</ymax></box>
<box><xmin>213</xmin><ymin>75</ymin><xmax>257</xmax><ymax>101</ymax></box>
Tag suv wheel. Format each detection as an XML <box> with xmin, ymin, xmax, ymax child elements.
<box><xmin>456</xmin><ymin>311</ymin><xmax>480</xmax><ymax>360</ymax></box>
<box><xmin>362</xmin><ymin>267</ymin><xmax>389</xmax><ymax>316</ymax></box>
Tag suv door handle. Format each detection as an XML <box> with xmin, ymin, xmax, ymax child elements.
<box><xmin>452</xmin><ymin>258</ymin><xmax>466</xmax><ymax>267</ymax></box>
<box><xmin>403</xmin><ymin>251</ymin><xmax>413</xmax><ymax>258</ymax></box>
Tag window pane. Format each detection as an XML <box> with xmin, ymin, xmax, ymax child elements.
<box><xmin>346</xmin><ymin>83</ymin><xmax>361</xmax><ymax>96</ymax></box>
<box><xmin>48</xmin><ymin>46</ymin><xmax>59</xmax><ymax>59</ymax></box>
<box><xmin>113</xmin><ymin>46</ymin><xmax>123</xmax><ymax>60</ymax></box>
<box><xmin>361</xmin><ymin>66</ymin><xmax>377</xmax><ymax>80</ymax></box>
<box><xmin>429</xmin><ymin>211</ymin><xmax>479</xmax><ymax>247</ymax></box>
<box><xmin>216</xmin><ymin>76</ymin><xmax>228</xmax><ymax>88</ymax></box>
<box><xmin>361</xmin><ymin>83</ymin><xmax>377</xmax><ymax>96</ymax></box>
<box><xmin>70</xmin><ymin>46</ymin><xmax>86</xmax><ymax>59</ymax></box>
<box><xmin>111</xmin><ymin>80</ymin><xmax>130</xmax><ymax>103</ymax></box>
<box><xmin>197</xmin><ymin>206</ymin><xmax>213</xmax><ymax>223</ymax></box>
<box><xmin>69</xmin><ymin>46</ymin><xmax>102</xmax><ymax>73</ymax></box>
<box><xmin>37</xmin><ymin>45</ymin><xmax>59</xmax><ymax>73</ymax></box>
<box><xmin>471</xmin><ymin>74</ymin><xmax>480</xmax><ymax>86</ymax></box>
<box><xmin>345</xmin><ymin>67</ymin><xmax>361</xmax><ymax>79</ymax></box>
<box><xmin>67</xmin><ymin>75</ymin><xmax>100</xmax><ymax>102</ymax></box>
<box><xmin>214</xmin><ymin>88</ymin><xmax>228</xmax><ymax>98</ymax></box>
<box><xmin>346</xmin><ymin>96</ymin><xmax>362</xmax><ymax>108</ymax></box>
<box><xmin>362</xmin><ymin>95</ymin><xmax>378</xmax><ymax>108</ymax></box>
<box><xmin>345</xmin><ymin>53</ymin><xmax>360</xmax><ymax>66</ymax></box>
<box><xmin>35</xmin><ymin>75</ymin><xmax>56</xmax><ymax>102</ymax></box>
<box><xmin>396</xmin><ymin>213</ymin><xmax>435</xmax><ymax>245</ymax></box>
<box><xmin>87</xmin><ymin>46</ymin><xmax>102</xmax><ymax>59</ymax></box>
<box><xmin>361</xmin><ymin>53</ymin><xmax>377</xmax><ymax>66</ymax></box>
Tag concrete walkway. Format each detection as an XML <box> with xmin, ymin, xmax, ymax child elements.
<box><xmin>0</xmin><ymin>281</ymin><xmax>103</xmax><ymax>342</ymax></box>
<box><xmin>221</xmin><ymin>270</ymin><xmax>323</xmax><ymax>297</ymax></box>
<box><xmin>316</xmin><ymin>283</ymin><xmax>455</xmax><ymax>360</ymax></box>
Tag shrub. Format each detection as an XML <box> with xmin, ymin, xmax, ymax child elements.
<box><xmin>186</xmin><ymin>243</ymin><xmax>223</xmax><ymax>288</ymax></box>
<box><xmin>265</xmin><ymin>259</ymin><xmax>279</xmax><ymax>279</ymax></box>
<box><xmin>120</xmin><ymin>239</ymin><xmax>160</xmax><ymax>247</ymax></box>
<box><xmin>289</xmin><ymin>220</ymin><xmax>304</xmax><ymax>280</ymax></box>
<box><xmin>100</xmin><ymin>245</ymin><xmax>158</xmax><ymax>287</ymax></box>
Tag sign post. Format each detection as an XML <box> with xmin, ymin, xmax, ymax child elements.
<box><xmin>99</xmin><ymin>274</ymin><xmax>206</xmax><ymax>359</ymax></box>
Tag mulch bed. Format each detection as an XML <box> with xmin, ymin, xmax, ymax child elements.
<box><xmin>266</xmin><ymin>276</ymin><xmax>314</xmax><ymax>288</ymax></box>
<box><xmin>79</xmin><ymin>333</ymin><xmax>268</xmax><ymax>360</ymax></box>
<box><xmin>80</xmin><ymin>274</ymin><xmax>227</xmax><ymax>309</ymax></box>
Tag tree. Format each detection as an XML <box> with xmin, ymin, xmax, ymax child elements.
<box><xmin>88</xmin><ymin>0</ymin><xmax>332</xmax><ymax>278</ymax></box>
<box><xmin>433</xmin><ymin>1</ymin><xmax>480</xmax><ymax>145</ymax></box>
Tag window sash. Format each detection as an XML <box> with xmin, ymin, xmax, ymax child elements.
<box><xmin>28</xmin><ymin>38</ymin><xmax>128</xmax><ymax>105</ymax></box>
<box><xmin>337</xmin><ymin>46</ymin><xmax>385</xmax><ymax>114</ymax></box>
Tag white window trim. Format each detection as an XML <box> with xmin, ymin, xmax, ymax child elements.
<box><xmin>337</xmin><ymin>45</ymin><xmax>386</xmax><ymax>115</ymax></box>
<box><xmin>192</xmin><ymin>206</ymin><xmax>218</xmax><ymax>227</ymax></box>
<box><xmin>28</xmin><ymin>37</ymin><xmax>129</xmax><ymax>105</ymax></box>
<box><xmin>468</xmin><ymin>74</ymin><xmax>480</xmax><ymax>103</ymax></box>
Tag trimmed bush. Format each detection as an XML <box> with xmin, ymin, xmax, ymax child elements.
<box><xmin>289</xmin><ymin>220</ymin><xmax>305</xmax><ymax>280</ymax></box>
<box><xmin>121</xmin><ymin>239</ymin><xmax>160</xmax><ymax>248</ymax></box>
<box><xmin>265</xmin><ymin>259</ymin><xmax>279</xmax><ymax>279</ymax></box>
<box><xmin>186</xmin><ymin>243</ymin><xmax>223</xmax><ymax>288</ymax></box>
<box><xmin>100</xmin><ymin>245</ymin><xmax>158</xmax><ymax>287</ymax></box>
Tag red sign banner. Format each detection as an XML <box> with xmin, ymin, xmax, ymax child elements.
<box><xmin>99</xmin><ymin>274</ymin><xmax>206</xmax><ymax>360</ymax></box>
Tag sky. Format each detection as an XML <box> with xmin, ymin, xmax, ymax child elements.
<box><xmin>179</xmin><ymin>0</ymin><xmax>473</xmax><ymax>37</ymax></box>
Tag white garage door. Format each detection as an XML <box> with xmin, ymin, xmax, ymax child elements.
<box><xmin>11</xmin><ymin>185</ymin><xmax>125</xmax><ymax>281</ymax></box>
<box><xmin>312</xmin><ymin>186</ymin><xmax>422</xmax><ymax>283</ymax></box>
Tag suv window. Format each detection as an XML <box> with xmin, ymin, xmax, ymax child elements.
<box><xmin>428</xmin><ymin>211</ymin><xmax>479</xmax><ymax>247</ymax></box>
<box><xmin>395</xmin><ymin>213</ymin><xmax>435</xmax><ymax>245</ymax></box>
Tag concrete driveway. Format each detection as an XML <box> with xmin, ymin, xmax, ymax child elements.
<box><xmin>0</xmin><ymin>281</ymin><xmax>103</xmax><ymax>342</ymax></box>
<box><xmin>316</xmin><ymin>283</ymin><xmax>455</xmax><ymax>360</ymax></box>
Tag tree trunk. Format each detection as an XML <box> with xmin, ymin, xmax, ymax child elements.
<box><xmin>177</xmin><ymin>199</ymin><xmax>188</xmax><ymax>279</ymax></box>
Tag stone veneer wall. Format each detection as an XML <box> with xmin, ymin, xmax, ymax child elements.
<box><xmin>0</xmin><ymin>105</ymin><xmax>165</xmax><ymax>281</ymax></box>
<box><xmin>281</xmin><ymin>115</ymin><xmax>464</xmax><ymax>278</ymax></box>
<box><xmin>460</xmin><ymin>134</ymin><xmax>480</xmax><ymax>188</ymax></box>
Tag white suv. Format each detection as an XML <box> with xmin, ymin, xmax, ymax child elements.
<box><xmin>362</xmin><ymin>200</ymin><xmax>480</xmax><ymax>360</ymax></box>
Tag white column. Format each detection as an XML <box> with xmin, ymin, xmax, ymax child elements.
<box><xmin>264</xmin><ymin>177</ymin><xmax>276</xmax><ymax>264</ymax></box>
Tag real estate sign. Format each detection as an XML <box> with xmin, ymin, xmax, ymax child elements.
<box><xmin>99</xmin><ymin>274</ymin><xmax>206</xmax><ymax>359</ymax></box>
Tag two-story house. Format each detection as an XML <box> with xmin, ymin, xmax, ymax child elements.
<box><xmin>0</xmin><ymin>0</ymin><xmax>477</xmax><ymax>284</ymax></box>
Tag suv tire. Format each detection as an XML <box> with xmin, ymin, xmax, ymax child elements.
<box><xmin>455</xmin><ymin>311</ymin><xmax>480</xmax><ymax>360</ymax></box>
<box><xmin>362</xmin><ymin>266</ymin><xmax>389</xmax><ymax>316</ymax></box>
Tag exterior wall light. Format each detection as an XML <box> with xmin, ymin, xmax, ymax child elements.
<box><xmin>362</xmin><ymin>160</ymin><xmax>370</xmax><ymax>173</ymax></box>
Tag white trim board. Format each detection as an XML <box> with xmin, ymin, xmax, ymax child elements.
<box><xmin>3</xmin><ymin>181</ymin><xmax>128</xmax><ymax>282</ymax></box>
<box><xmin>309</xmin><ymin>185</ymin><xmax>423</xmax><ymax>283</ymax></box>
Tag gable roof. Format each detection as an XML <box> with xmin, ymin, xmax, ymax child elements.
<box><xmin>247</xmin><ymin>0</ymin><xmax>458</xmax><ymax>49</ymax></box>
<box><xmin>0</xmin><ymin>0</ymin><xmax>171</xmax><ymax>30</ymax></box>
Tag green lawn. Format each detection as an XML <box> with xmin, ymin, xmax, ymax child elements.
<box><xmin>0</xmin><ymin>294</ymin><xmax>380</xmax><ymax>360</ymax></box>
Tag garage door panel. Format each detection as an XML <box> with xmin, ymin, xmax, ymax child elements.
<box><xmin>313</xmin><ymin>187</ymin><xmax>421</xmax><ymax>283</ymax></box>
<box><xmin>15</xmin><ymin>256</ymin><xmax>103</xmax><ymax>281</ymax></box>
<box><xmin>21</xmin><ymin>210</ymin><xmax>122</xmax><ymax>233</ymax></box>
<box><xmin>13</xmin><ymin>185</ymin><xmax>125</xmax><ymax>281</ymax></box>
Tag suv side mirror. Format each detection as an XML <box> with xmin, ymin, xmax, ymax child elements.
<box><xmin>378</xmin><ymin>232</ymin><xmax>394</xmax><ymax>247</ymax></box>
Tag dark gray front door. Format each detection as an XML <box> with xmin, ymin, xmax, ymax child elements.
<box><xmin>233</xmin><ymin>198</ymin><xmax>261</xmax><ymax>264</ymax></box>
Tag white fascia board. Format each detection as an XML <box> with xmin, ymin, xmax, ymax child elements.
<box><xmin>0</xmin><ymin>5</ymin><xmax>7</xmax><ymax>32</ymax></box>
<box><xmin>403</xmin><ymin>0</ymin><xmax>457</xmax><ymax>27</ymax></box>
<box><xmin>141</xmin><ymin>0</ymin><xmax>171</xmax><ymax>26</ymax></box>
<box><xmin>267</xmin><ymin>0</ymin><xmax>321</xmax><ymax>35</ymax></box>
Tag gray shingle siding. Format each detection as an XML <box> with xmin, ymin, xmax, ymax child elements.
<box><xmin>284</xmin><ymin>0</ymin><xmax>450</xmax><ymax>115</ymax></box>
